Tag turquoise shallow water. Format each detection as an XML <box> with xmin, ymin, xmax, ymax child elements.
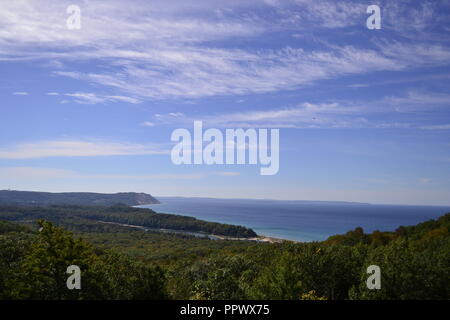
<box><xmin>140</xmin><ymin>197</ymin><xmax>450</xmax><ymax>242</ymax></box>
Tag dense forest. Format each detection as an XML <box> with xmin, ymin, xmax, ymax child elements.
<box><xmin>0</xmin><ymin>204</ymin><xmax>257</xmax><ymax>238</ymax></box>
<box><xmin>0</xmin><ymin>206</ymin><xmax>449</xmax><ymax>300</ymax></box>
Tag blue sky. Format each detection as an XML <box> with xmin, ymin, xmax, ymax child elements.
<box><xmin>1</xmin><ymin>0</ymin><xmax>450</xmax><ymax>205</ymax></box>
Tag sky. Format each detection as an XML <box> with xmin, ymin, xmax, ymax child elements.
<box><xmin>1</xmin><ymin>0</ymin><xmax>450</xmax><ymax>205</ymax></box>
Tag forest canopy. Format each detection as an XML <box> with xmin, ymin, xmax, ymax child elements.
<box><xmin>0</xmin><ymin>204</ymin><xmax>257</xmax><ymax>238</ymax></box>
<box><xmin>0</xmin><ymin>206</ymin><xmax>448</xmax><ymax>300</ymax></box>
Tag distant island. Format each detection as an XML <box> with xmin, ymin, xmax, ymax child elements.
<box><xmin>157</xmin><ymin>196</ymin><xmax>370</xmax><ymax>205</ymax></box>
<box><xmin>0</xmin><ymin>190</ymin><xmax>160</xmax><ymax>206</ymax></box>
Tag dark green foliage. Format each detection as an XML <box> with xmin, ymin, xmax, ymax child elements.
<box><xmin>170</xmin><ymin>255</ymin><xmax>259</xmax><ymax>299</ymax></box>
<box><xmin>325</xmin><ymin>213</ymin><xmax>450</xmax><ymax>246</ymax></box>
<box><xmin>20</xmin><ymin>220</ymin><xmax>100</xmax><ymax>299</ymax></box>
<box><xmin>0</xmin><ymin>204</ymin><xmax>257</xmax><ymax>238</ymax></box>
<box><xmin>0</xmin><ymin>220</ymin><xmax>167</xmax><ymax>300</ymax></box>
<box><xmin>0</xmin><ymin>232</ymin><xmax>35</xmax><ymax>299</ymax></box>
<box><xmin>250</xmin><ymin>243</ymin><xmax>365</xmax><ymax>300</ymax></box>
<box><xmin>89</xmin><ymin>250</ymin><xmax>168</xmax><ymax>300</ymax></box>
<box><xmin>349</xmin><ymin>237</ymin><xmax>450</xmax><ymax>300</ymax></box>
<box><xmin>0</xmin><ymin>220</ymin><xmax>33</xmax><ymax>234</ymax></box>
<box><xmin>80</xmin><ymin>229</ymin><xmax>259</xmax><ymax>265</ymax></box>
<box><xmin>1</xmin><ymin>211</ymin><xmax>449</xmax><ymax>300</ymax></box>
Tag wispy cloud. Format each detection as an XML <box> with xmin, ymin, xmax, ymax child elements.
<box><xmin>0</xmin><ymin>167</ymin><xmax>75</xmax><ymax>178</ymax></box>
<box><xmin>348</xmin><ymin>84</ymin><xmax>369</xmax><ymax>88</ymax></box>
<box><xmin>385</xmin><ymin>90</ymin><xmax>450</xmax><ymax>112</ymax></box>
<box><xmin>265</xmin><ymin>0</ymin><xmax>366</xmax><ymax>29</ymax></box>
<box><xmin>419</xmin><ymin>124</ymin><xmax>450</xmax><ymax>130</ymax></box>
<box><xmin>0</xmin><ymin>167</ymin><xmax>211</xmax><ymax>181</ymax></box>
<box><xmin>1</xmin><ymin>1</ymin><xmax>449</xmax><ymax>101</ymax></box>
<box><xmin>146</xmin><ymin>101</ymin><xmax>369</xmax><ymax>128</ymax></box>
<box><xmin>145</xmin><ymin>90</ymin><xmax>450</xmax><ymax>129</ymax></box>
<box><xmin>50</xmin><ymin>46</ymin><xmax>403</xmax><ymax>100</ymax></box>
<box><xmin>63</xmin><ymin>92</ymin><xmax>140</xmax><ymax>104</ymax></box>
<box><xmin>0</xmin><ymin>140</ymin><xmax>168</xmax><ymax>159</ymax></box>
<box><xmin>419</xmin><ymin>178</ymin><xmax>432</xmax><ymax>184</ymax></box>
<box><xmin>141</xmin><ymin>121</ymin><xmax>156</xmax><ymax>127</ymax></box>
<box><xmin>12</xmin><ymin>92</ymin><xmax>29</xmax><ymax>96</ymax></box>
<box><xmin>213</xmin><ymin>171</ymin><xmax>241</xmax><ymax>177</ymax></box>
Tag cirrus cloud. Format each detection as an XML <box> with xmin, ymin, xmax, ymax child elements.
<box><xmin>0</xmin><ymin>140</ymin><xmax>169</xmax><ymax>159</ymax></box>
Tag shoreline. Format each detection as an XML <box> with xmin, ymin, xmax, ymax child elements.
<box><xmin>97</xmin><ymin>220</ymin><xmax>293</xmax><ymax>243</ymax></box>
<box><xmin>212</xmin><ymin>234</ymin><xmax>293</xmax><ymax>243</ymax></box>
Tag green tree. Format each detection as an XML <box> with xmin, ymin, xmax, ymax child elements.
<box><xmin>180</xmin><ymin>255</ymin><xmax>258</xmax><ymax>300</ymax></box>
<box><xmin>0</xmin><ymin>232</ymin><xmax>34</xmax><ymax>299</ymax></box>
<box><xmin>251</xmin><ymin>243</ymin><xmax>365</xmax><ymax>300</ymax></box>
<box><xmin>350</xmin><ymin>238</ymin><xmax>450</xmax><ymax>300</ymax></box>
<box><xmin>20</xmin><ymin>220</ymin><xmax>100</xmax><ymax>299</ymax></box>
<box><xmin>93</xmin><ymin>250</ymin><xmax>168</xmax><ymax>300</ymax></box>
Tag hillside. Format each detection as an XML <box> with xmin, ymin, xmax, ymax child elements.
<box><xmin>324</xmin><ymin>212</ymin><xmax>450</xmax><ymax>246</ymax></box>
<box><xmin>0</xmin><ymin>204</ymin><xmax>257</xmax><ymax>238</ymax></box>
<box><xmin>0</xmin><ymin>211</ymin><xmax>448</xmax><ymax>300</ymax></box>
<box><xmin>0</xmin><ymin>190</ymin><xmax>159</xmax><ymax>206</ymax></box>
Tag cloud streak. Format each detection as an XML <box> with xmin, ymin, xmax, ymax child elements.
<box><xmin>63</xmin><ymin>92</ymin><xmax>141</xmax><ymax>104</ymax></box>
<box><xmin>145</xmin><ymin>89</ymin><xmax>450</xmax><ymax>129</ymax></box>
<box><xmin>1</xmin><ymin>1</ymin><xmax>450</xmax><ymax>101</ymax></box>
<box><xmin>0</xmin><ymin>140</ymin><xmax>169</xmax><ymax>159</ymax></box>
<box><xmin>0</xmin><ymin>167</ymin><xmax>235</xmax><ymax>181</ymax></box>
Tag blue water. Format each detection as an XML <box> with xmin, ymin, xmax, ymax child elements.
<box><xmin>140</xmin><ymin>197</ymin><xmax>450</xmax><ymax>242</ymax></box>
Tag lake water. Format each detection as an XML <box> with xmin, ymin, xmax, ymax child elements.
<box><xmin>140</xmin><ymin>197</ymin><xmax>450</xmax><ymax>242</ymax></box>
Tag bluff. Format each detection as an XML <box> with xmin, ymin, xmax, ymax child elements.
<box><xmin>0</xmin><ymin>190</ymin><xmax>159</xmax><ymax>206</ymax></box>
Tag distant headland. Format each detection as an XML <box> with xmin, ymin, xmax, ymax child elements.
<box><xmin>0</xmin><ymin>190</ymin><xmax>160</xmax><ymax>206</ymax></box>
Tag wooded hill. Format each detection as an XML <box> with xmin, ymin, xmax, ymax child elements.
<box><xmin>0</xmin><ymin>190</ymin><xmax>159</xmax><ymax>206</ymax></box>
<box><xmin>0</xmin><ymin>206</ymin><xmax>448</xmax><ymax>300</ymax></box>
<box><xmin>0</xmin><ymin>204</ymin><xmax>257</xmax><ymax>238</ymax></box>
